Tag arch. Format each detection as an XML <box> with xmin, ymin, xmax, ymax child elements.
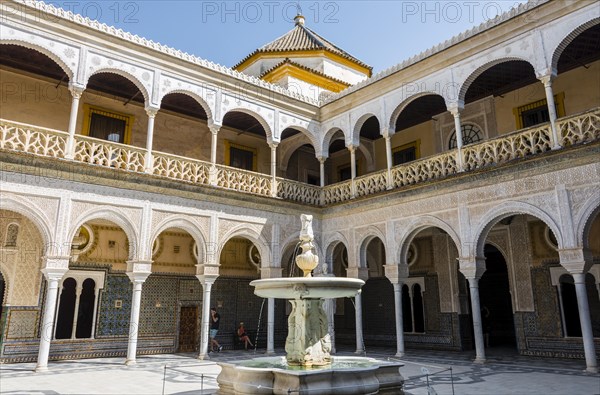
<box><xmin>0</xmin><ymin>266</ymin><xmax>9</xmax><ymax>309</ymax></box>
<box><xmin>551</xmin><ymin>18</ymin><xmax>600</xmax><ymax>73</ymax></box>
<box><xmin>357</xmin><ymin>227</ymin><xmax>387</xmax><ymax>269</ymax></box>
<box><xmin>576</xmin><ymin>193</ymin><xmax>600</xmax><ymax>249</ymax></box>
<box><xmin>483</xmin><ymin>240</ymin><xmax>510</xmax><ymax>265</ymax></box>
<box><xmin>324</xmin><ymin>232</ymin><xmax>349</xmax><ymax>269</ymax></box>
<box><xmin>0</xmin><ymin>40</ymin><xmax>74</xmax><ymax>80</ymax></box>
<box><xmin>321</xmin><ymin>127</ymin><xmax>345</xmax><ymax>157</ymax></box>
<box><xmin>281</xmin><ymin>126</ymin><xmax>319</xmax><ymax>152</ymax></box>
<box><xmin>352</xmin><ymin>113</ymin><xmax>381</xmax><ymax>143</ymax></box>
<box><xmin>222</xmin><ymin>108</ymin><xmax>274</xmax><ymax>143</ymax></box>
<box><xmin>68</xmin><ymin>207</ymin><xmax>139</xmax><ymax>260</ymax></box>
<box><xmin>0</xmin><ymin>197</ymin><xmax>52</xmax><ymax>253</ymax></box>
<box><xmin>86</xmin><ymin>68</ymin><xmax>151</xmax><ymax>106</ymax></box>
<box><xmin>458</xmin><ymin>57</ymin><xmax>536</xmax><ymax>103</ymax></box>
<box><xmin>150</xmin><ymin>216</ymin><xmax>209</xmax><ymax>263</ymax></box>
<box><xmin>158</xmin><ymin>89</ymin><xmax>215</xmax><ymax>124</ymax></box>
<box><xmin>388</xmin><ymin>92</ymin><xmax>448</xmax><ymax>132</ymax></box>
<box><xmin>218</xmin><ymin>224</ymin><xmax>271</xmax><ymax>269</ymax></box>
<box><xmin>397</xmin><ymin>215</ymin><xmax>461</xmax><ymax>265</ymax></box>
<box><xmin>279</xmin><ymin>131</ymin><xmax>320</xmax><ymax>169</ymax></box>
<box><xmin>472</xmin><ymin>201</ymin><xmax>563</xmax><ymax>258</ymax></box>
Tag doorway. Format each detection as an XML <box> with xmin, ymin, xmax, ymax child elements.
<box><xmin>178</xmin><ymin>306</ymin><xmax>199</xmax><ymax>352</ymax></box>
<box><xmin>479</xmin><ymin>244</ymin><xmax>517</xmax><ymax>349</ymax></box>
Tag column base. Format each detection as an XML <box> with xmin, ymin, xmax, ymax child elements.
<box><xmin>395</xmin><ymin>352</ymin><xmax>405</xmax><ymax>358</ymax></box>
<box><xmin>585</xmin><ymin>366</ymin><xmax>598</xmax><ymax>374</ymax></box>
<box><xmin>125</xmin><ymin>359</ymin><xmax>136</xmax><ymax>366</ymax></box>
<box><xmin>354</xmin><ymin>349</ymin><xmax>366</xmax><ymax>355</ymax></box>
<box><xmin>197</xmin><ymin>353</ymin><xmax>210</xmax><ymax>360</ymax></box>
<box><xmin>34</xmin><ymin>365</ymin><xmax>48</xmax><ymax>373</ymax></box>
<box><xmin>265</xmin><ymin>350</ymin><xmax>276</xmax><ymax>355</ymax></box>
<box><xmin>473</xmin><ymin>357</ymin><xmax>486</xmax><ymax>364</ymax></box>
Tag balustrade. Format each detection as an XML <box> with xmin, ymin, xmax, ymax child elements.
<box><xmin>1</xmin><ymin>108</ymin><xmax>598</xmax><ymax>206</ymax></box>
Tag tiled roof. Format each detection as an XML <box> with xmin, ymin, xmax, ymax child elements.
<box><xmin>259</xmin><ymin>58</ymin><xmax>351</xmax><ymax>87</ymax></box>
<box><xmin>234</xmin><ymin>23</ymin><xmax>372</xmax><ymax>71</ymax></box>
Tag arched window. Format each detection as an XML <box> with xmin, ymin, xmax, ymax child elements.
<box><xmin>449</xmin><ymin>124</ymin><xmax>483</xmax><ymax>149</ymax></box>
<box><xmin>4</xmin><ymin>223</ymin><xmax>19</xmax><ymax>247</ymax></box>
<box><xmin>412</xmin><ymin>284</ymin><xmax>425</xmax><ymax>333</ymax></box>
<box><xmin>54</xmin><ymin>271</ymin><xmax>105</xmax><ymax>340</ymax></box>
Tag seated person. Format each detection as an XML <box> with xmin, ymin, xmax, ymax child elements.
<box><xmin>237</xmin><ymin>322</ymin><xmax>254</xmax><ymax>350</ymax></box>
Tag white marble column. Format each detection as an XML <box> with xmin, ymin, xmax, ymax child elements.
<box><xmin>354</xmin><ymin>293</ymin><xmax>365</xmax><ymax>354</ymax></box>
<box><xmin>318</xmin><ymin>156</ymin><xmax>326</xmax><ymax>187</ymax></box>
<box><xmin>450</xmin><ymin>107</ymin><xmax>464</xmax><ymax>171</ymax></box>
<box><xmin>270</xmin><ymin>143</ymin><xmax>278</xmax><ymax>197</ymax></box>
<box><xmin>36</xmin><ymin>264</ymin><xmax>68</xmax><ymax>372</ymax></box>
<box><xmin>384</xmin><ymin>135</ymin><xmax>393</xmax><ymax>190</ymax></box>
<box><xmin>144</xmin><ymin>108</ymin><xmax>158</xmax><ymax>173</ymax></box>
<box><xmin>90</xmin><ymin>286</ymin><xmax>100</xmax><ymax>339</ymax></box>
<box><xmin>573</xmin><ymin>272</ymin><xmax>598</xmax><ymax>373</ymax></box>
<box><xmin>349</xmin><ymin>145</ymin><xmax>357</xmax><ymax>198</ymax></box>
<box><xmin>539</xmin><ymin>74</ymin><xmax>561</xmax><ymax>149</ymax></box>
<box><xmin>267</xmin><ymin>297</ymin><xmax>275</xmax><ymax>354</ymax></box>
<box><xmin>198</xmin><ymin>278</ymin><xmax>215</xmax><ymax>360</ymax></box>
<box><xmin>393</xmin><ymin>282</ymin><xmax>405</xmax><ymax>357</ymax></box>
<box><xmin>467</xmin><ymin>277</ymin><xmax>486</xmax><ymax>363</ymax></box>
<box><xmin>64</xmin><ymin>84</ymin><xmax>84</xmax><ymax>159</ymax></box>
<box><xmin>70</xmin><ymin>283</ymin><xmax>83</xmax><ymax>339</ymax></box>
<box><xmin>125</xmin><ymin>271</ymin><xmax>150</xmax><ymax>366</ymax></box>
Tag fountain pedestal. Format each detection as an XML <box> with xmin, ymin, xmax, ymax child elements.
<box><xmin>286</xmin><ymin>299</ymin><xmax>331</xmax><ymax>366</ymax></box>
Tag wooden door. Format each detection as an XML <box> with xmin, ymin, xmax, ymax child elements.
<box><xmin>178</xmin><ymin>306</ymin><xmax>198</xmax><ymax>352</ymax></box>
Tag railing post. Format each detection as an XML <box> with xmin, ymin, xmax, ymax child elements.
<box><xmin>539</xmin><ymin>74</ymin><xmax>562</xmax><ymax>150</ymax></box>
<box><xmin>384</xmin><ymin>134</ymin><xmax>393</xmax><ymax>190</ymax></box>
<box><xmin>64</xmin><ymin>84</ymin><xmax>85</xmax><ymax>160</ymax></box>
<box><xmin>318</xmin><ymin>156</ymin><xmax>326</xmax><ymax>187</ymax></box>
<box><xmin>144</xmin><ymin>107</ymin><xmax>159</xmax><ymax>174</ymax></box>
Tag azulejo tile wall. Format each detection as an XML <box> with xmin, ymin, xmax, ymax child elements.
<box><xmin>97</xmin><ymin>274</ymin><xmax>132</xmax><ymax>337</ymax></box>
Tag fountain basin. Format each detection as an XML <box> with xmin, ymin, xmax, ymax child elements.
<box><xmin>250</xmin><ymin>277</ymin><xmax>365</xmax><ymax>299</ymax></box>
<box><xmin>217</xmin><ymin>356</ymin><xmax>404</xmax><ymax>394</ymax></box>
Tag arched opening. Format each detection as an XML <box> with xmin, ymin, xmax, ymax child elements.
<box><xmin>357</xmin><ymin>116</ymin><xmax>381</xmax><ymax>173</ymax></box>
<box><xmin>554</xmin><ymin>23</ymin><xmax>600</xmax><ymax>118</ymax></box>
<box><xmin>156</xmin><ymin>93</ymin><xmax>210</xmax><ymax>161</ymax></box>
<box><xmin>221</xmin><ymin>111</ymin><xmax>270</xmax><ymax>174</ymax></box>
<box><xmin>324</xmin><ymin>130</ymin><xmax>368</xmax><ymax>183</ymax></box>
<box><xmin>479</xmin><ymin>244</ymin><xmax>516</xmax><ymax>349</ymax></box>
<box><xmin>286</xmin><ymin>144</ymin><xmax>320</xmax><ymax>185</ymax></box>
<box><xmin>55</xmin><ymin>278</ymin><xmax>77</xmax><ymax>339</ymax></box>
<box><xmin>0</xmin><ymin>271</ymin><xmax>6</xmax><ymax>331</ymax></box>
<box><xmin>392</xmin><ymin>94</ymin><xmax>446</xmax><ymax>161</ymax></box>
<box><xmin>151</xmin><ymin>226</ymin><xmax>202</xmax><ymax>352</ymax></box>
<box><xmin>362</xmin><ymin>237</ymin><xmax>394</xmax><ymax>346</ymax></box>
<box><xmin>0</xmin><ymin>44</ymin><xmax>71</xmax><ymax>130</ymax></box>
<box><xmin>215</xmin><ymin>237</ymin><xmax>266</xmax><ymax>350</ymax></box>
<box><xmin>328</xmin><ymin>242</ymin><xmax>355</xmax><ymax>345</ymax></box>
<box><xmin>412</xmin><ymin>284</ymin><xmax>425</xmax><ymax>333</ymax></box>
<box><xmin>75</xmin><ymin>278</ymin><xmax>96</xmax><ymax>339</ymax></box>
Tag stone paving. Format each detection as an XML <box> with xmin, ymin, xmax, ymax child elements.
<box><xmin>0</xmin><ymin>347</ymin><xmax>598</xmax><ymax>394</ymax></box>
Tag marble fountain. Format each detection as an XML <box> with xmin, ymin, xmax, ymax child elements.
<box><xmin>216</xmin><ymin>215</ymin><xmax>404</xmax><ymax>394</ymax></box>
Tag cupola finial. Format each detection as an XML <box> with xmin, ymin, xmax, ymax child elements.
<box><xmin>294</xmin><ymin>4</ymin><xmax>305</xmax><ymax>26</ymax></box>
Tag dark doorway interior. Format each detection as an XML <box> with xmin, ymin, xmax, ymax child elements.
<box><xmin>55</xmin><ymin>278</ymin><xmax>77</xmax><ymax>339</ymax></box>
<box><xmin>178</xmin><ymin>306</ymin><xmax>199</xmax><ymax>352</ymax></box>
<box><xmin>479</xmin><ymin>245</ymin><xmax>517</xmax><ymax>348</ymax></box>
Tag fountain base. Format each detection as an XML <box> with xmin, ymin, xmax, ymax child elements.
<box><xmin>216</xmin><ymin>356</ymin><xmax>404</xmax><ymax>394</ymax></box>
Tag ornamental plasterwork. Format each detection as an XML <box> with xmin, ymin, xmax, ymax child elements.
<box><xmin>158</xmin><ymin>74</ymin><xmax>216</xmax><ymax>119</ymax></box>
<box><xmin>568</xmin><ymin>186</ymin><xmax>599</xmax><ymax>227</ymax></box>
<box><xmin>84</xmin><ymin>51</ymin><xmax>153</xmax><ymax>100</ymax></box>
<box><xmin>0</xmin><ymin>23</ymin><xmax>78</xmax><ymax>78</ymax></box>
<box><xmin>219</xmin><ymin>94</ymin><xmax>275</xmax><ymax>134</ymax></box>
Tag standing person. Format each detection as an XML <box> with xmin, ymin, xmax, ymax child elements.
<box><xmin>210</xmin><ymin>307</ymin><xmax>223</xmax><ymax>352</ymax></box>
<box><xmin>237</xmin><ymin>322</ymin><xmax>254</xmax><ymax>350</ymax></box>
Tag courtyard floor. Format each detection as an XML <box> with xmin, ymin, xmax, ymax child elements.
<box><xmin>0</xmin><ymin>346</ymin><xmax>598</xmax><ymax>394</ymax></box>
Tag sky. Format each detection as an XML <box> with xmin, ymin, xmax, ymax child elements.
<box><xmin>46</xmin><ymin>1</ymin><xmax>528</xmax><ymax>73</ymax></box>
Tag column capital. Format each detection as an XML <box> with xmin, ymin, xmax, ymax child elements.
<box><xmin>458</xmin><ymin>256</ymin><xmax>486</xmax><ymax>280</ymax></box>
<box><xmin>126</xmin><ymin>260</ymin><xmax>152</xmax><ymax>276</ymax></box>
<box><xmin>269</xmin><ymin>142</ymin><xmax>279</xmax><ymax>150</ymax></box>
<box><xmin>41</xmin><ymin>267</ymin><xmax>68</xmax><ymax>281</ymax></box>
<box><xmin>145</xmin><ymin>106</ymin><xmax>160</xmax><ymax>118</ymax></box>
<box><xmin>383</xmin><ymin>264</ymin><xmax>409</xmax><ymax>284</ymax></box>
<box><xmin>558</xmin><ymin>248</ymin><xmax>593</xmax><ymax>274</ymax></box>
<box><xmin>317</xmin><ymin>156</ymin><xmax>327</xmax><ymax>164</ymax></box>
<box><xmin>68</xmin><ymin>83</ymin><xmax>85</xmax><ymax>98</ymax></box>
<box><xmin>196</xmin><ymin>263</ymin><xmax>220</xmax><ymax>281</ymax></box>
<box><xmin>42</xmin><ymin>256</ymin><xmax>70</xmax><ymax>270</ymax></box>
<box><xmin>537</xmin><ymin>72</ymin><xmax>557</xmax><ymax>86</ymax></box>
<box><xmin>208</xmin><ymin>124</ymin><xmax>221</xmax><ymax>134</ymax></box>
<box><xmin>447</xmin><ymin>101</ymin><xmax>465</xmax><ymax>116</ymax></box>
<box><xmin>347</xmin><ymin>144</ymin><xmax>357</xmax><ymax>153</ymax></box>
<box><xmin>380</xmin><ymin>126</ymin><xmax>393</xmax><ymax>139</ymax></box>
